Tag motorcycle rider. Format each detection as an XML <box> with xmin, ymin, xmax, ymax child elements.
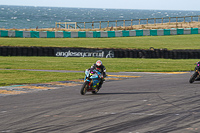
<box><xmin>88</xmin><ymin>60</ymin><xmax>106</xmax><ymax>90</ymax></box>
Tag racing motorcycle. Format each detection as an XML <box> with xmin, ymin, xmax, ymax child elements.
<box><xmin>80</xmin><ymin>68</ymin><xmax>103</xmax><ymax>95</ymax></box>
<box><xmin>189</xmin><ymin>61</ymin><xmax>200</xmax><ymax>83</ymax></box>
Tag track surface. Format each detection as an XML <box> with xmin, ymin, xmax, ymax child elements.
<box><xmin>0</xmin><ymin>72</ymin><xmax>200</xmax><ymax>133</ymax></box>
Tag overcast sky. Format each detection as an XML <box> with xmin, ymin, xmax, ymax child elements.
<box><xmin>1</xmin><ymin>0</ymin><xmax>200</xmax><ymax>11</ymax></box>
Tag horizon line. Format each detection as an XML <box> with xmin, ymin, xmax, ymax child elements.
<box><xmin>1</xmin><ymin>5</ymin><xmax>200</xmax><ymax>12</ymax></box>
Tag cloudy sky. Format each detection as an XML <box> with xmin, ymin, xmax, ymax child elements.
<box><xmin>1</xmin><ymin>0</ymin><xmax>200</xmax><ymax>11</ymax></box>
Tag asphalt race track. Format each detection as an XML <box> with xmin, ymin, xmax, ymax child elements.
<box><xmin>1</xmin><ymin>71</ymin><xmax>200</xmax><ymax>133</ymax></box>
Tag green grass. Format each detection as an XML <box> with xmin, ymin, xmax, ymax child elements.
<box><xmin>0</xmin><ymin>56</ymin><xmax>196</xmax><ymax>72</ymax></box>
<box><xmin>0</xmin><ymin>57</ymin><xmax>197</xmax><ymax>86</ymax></box>
<box><xmin>1</xmin><ymin>34</ymin><xmax>200</xmax><ymax>50</ymax></box>
<box><xmin>1</xmin><ymin>34</ymin><xmax>199</xmax><ymax>86</ymax></box>
<box><xmin>0</xmin><ymin>70</ymin><xmax>84</xmax><ymax>86</ymax></box>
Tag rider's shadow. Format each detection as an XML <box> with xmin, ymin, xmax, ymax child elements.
<box><xmin>190</xmin><ymin>82</ymin><xmax>200</xmax><ymax>84</ymax></box>
<box><xmin>94</xmin><ymin>91</ymin><xmax>160</xmax><ymax>95</ymax></box>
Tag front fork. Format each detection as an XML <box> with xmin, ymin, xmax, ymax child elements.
<box><xmin>194</xmin><ymin>70</ymin><xmax>200</xmax><ymax>79</ymax></box>
<box><xmin>195</xmin><ymin>69</ymin><xmax>200</xmax><ymax>75</ymax></box>
<box><xmin>84</xmin><ymin>77</ymin><xmax>92</xmax><ymax>89</ymax></box>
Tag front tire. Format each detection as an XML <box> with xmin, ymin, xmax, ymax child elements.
<box><xmin>80</xmin><ymin>81</ymin><xmax>89</xmax><ymax>95</ymax></box>
<box><xmin>189</xmin><ymin>72</ymin><xmax>198</xmax><ymax>83</ymax></box>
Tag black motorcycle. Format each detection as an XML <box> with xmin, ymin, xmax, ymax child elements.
<box><xmin>189</xmin><ymin>61</ymin><xmax>200</xmax><ymax>83</ymax></box>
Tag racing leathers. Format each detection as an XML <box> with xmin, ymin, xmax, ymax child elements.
<box><xmin>89</xmin><ymin>63</ymin><xmax>106</xmax><ymax>89</ymax></box>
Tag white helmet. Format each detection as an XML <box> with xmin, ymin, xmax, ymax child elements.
<box><xmin>96</xmin><ymin>60</ymin><xmax>102</xmax><ymax>70</ymax></box>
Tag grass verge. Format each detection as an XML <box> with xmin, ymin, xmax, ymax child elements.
<box><xmin>0</xmin><ymin>57</ymin><xmax>198</xmax><ymax>72</ymax></box>
<box><xmin>0</xmin><ymin>57</ymin><xmax>196</xmax><ymax>72</ymax></box>
<box><xmin>0</xmin><ymin>57</ymin><xmax>196</xmax><ymax>86</ymax></box>
<box><xmin>0</xmin><ymin>70</ymin><xmax>84</xmax><ymax>86</ymax></box>
<box><xmin>1</xmin><ymin>34</ymin><xmax>200</xmax><ymax>50</ymax></box>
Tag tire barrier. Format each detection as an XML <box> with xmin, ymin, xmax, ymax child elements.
<box><xmin>1</xmin><ymin>46</ymin><xmax>200</xmax><ymax>59</ymax></box>
<box><xmin>0</xmin><ymin>46</ymin><xmax>55</xmax><ymax>57</ymax></box>
<box><xmin>0</xmin><ymin>28</ymin><xmax>200</xmax><ymax>38</ymax></box>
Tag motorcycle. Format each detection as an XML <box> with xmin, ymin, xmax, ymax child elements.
<box><xmin>189</xmin><ymin>61</ymin><xmax>200</xmax><ymax>83</ymax></box>
<box><xmin>80</xmin><ymin>69</ymin><xmax>103</xmax><ymax>95</ymax></box>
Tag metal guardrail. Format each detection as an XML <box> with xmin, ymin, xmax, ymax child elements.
<box><xmin>55</xmin><ymin>15</ymin><xmax>200</xmax><ymax>30</ymax></box>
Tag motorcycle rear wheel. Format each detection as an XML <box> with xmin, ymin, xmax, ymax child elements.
<box><xmin>80</xmin><ymin>81</ymin><xmax>89</xmax><ymax>95</ymax></box>
<box><xmin>189</xmin><ymin>72</ymin><xmax>198</xmax><ymax>83</ymax></box>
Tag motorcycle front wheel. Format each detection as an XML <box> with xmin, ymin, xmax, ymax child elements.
<box><xmin>189</xmin><ymin>72</ymin><xmax>198</xmax><ymax>83</ymax></box>
<box><xmin>80</xmin><ymin>81</ymin><xmax>89</xmax><ymax>95</ymax></box>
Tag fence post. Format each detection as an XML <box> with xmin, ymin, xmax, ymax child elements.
<box><xmin>116</xmin><ymin>20</ymin><xmax>117</xmax><ymax>28</ymax></box>
<box><xmin>107</xmin><ymin>21</ymin><xmax>109</xmax><ymax>28</ymax></box>
<box><xmin>75</xmin><ymin>22</ymin><xmax>77</xmax><ymax>29</ymax></box>
<box><xmin>162</xmin><ymin>18</ymin><xmax>163</xmax><ymax>25</ymax></box>
<box><xmin>139</xmin><ymin>19</ymin><xmax>141</xmax><ymax>25</ymax></box>
<box><xmin>84</xmin><ymin>22</ymin><xmax>86</xmax><ymax>29</ymax></box>
<box><xmin>184</xmin><ymin>16</ymin><xmax>185</xmax><ymax>23</ymax></box>
<box><xmin>99</xmin><ymin>21</ymin><xmax>101</xmax><ymax>29</ymax></box>
<box><xmin>191</xmin><ymin>16</ymin><xmax>193</xmax><ymax>22</ymax></box>
<box><xmin>154</xmin><ymin>18</ymin><xmax>156</xmax><ymax>25</ymax></box>
<box><xmin>123</xmin><ymin>20</ymin><xmax>125</xmax><ymax>28</ymax></box>
<box><xmin>147</xmin><ymin>18</ymin><xmax>148</xmax><ymax>25</ymax></box>
<box><xmin>65</xmin><ymin>22</ymin><xmax>67</xmax><ymax>29</ymax></box>
<box><xmin>131</xmin><ymin>19</ymin><xmax>133</xmax><ymax>26</ymax></box>
<box><xmin>92</xmin><ymin>21</ymin><xmax>94</xmax><ymax>29</ymax></box>
<box><xmin>169</xmin><ymin>17</ymin><xmax>171</xmax><ymax>25</ymax></box>
<box><xmin>198</xmin><ymin>15</ymin><xmax>200</xmax><ymax>22</ymax></box>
